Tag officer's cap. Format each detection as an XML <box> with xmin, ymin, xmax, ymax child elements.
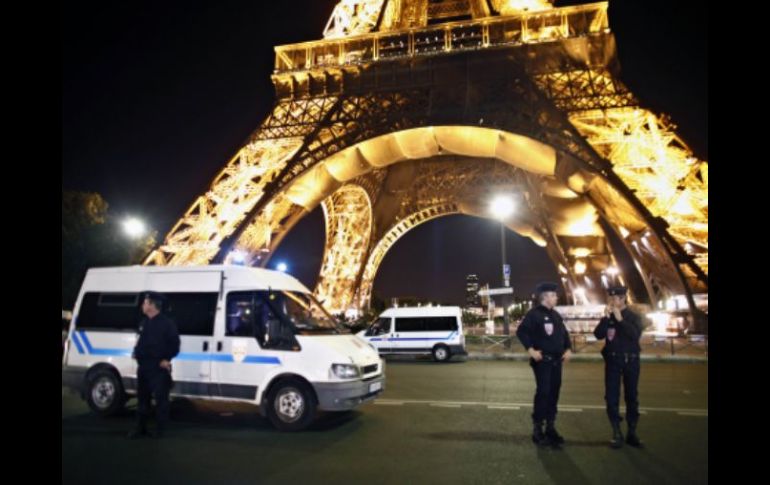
<box><xmin>535</xmin><ymin>282</ymin><xmax>559</xmax><ymax>294</ymax></box>
<box><xmin>143</xmin><ymin>291</ymin><xmax>167</xmax><ymax>303</ymax></box>
<box><xmin>607</xmin><ymin>286</ymin><xmax>628</xmax><ymax>296</ymax></box>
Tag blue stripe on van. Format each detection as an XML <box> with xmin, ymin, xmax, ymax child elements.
<box><xmin>175</xmin><ymin>353</ymin><xmax>280</xmax><ymax>364</ymax></box>
<box><xmin>72</xmin><ymin>331</ymin><xmax>280</xmax><ymax>364</ymax></box>
<box><xmin>70</xmin><ymin>332</ymin><xmax>85</xmax><ymax>354</ymax></box>
<box><xmin>176</xmin><ymin>353</ymin><xmax>232</xmax><ymax>362</ymax></box>
<box><xmin>77</xmin><ymin>331</ymin><xmax>93</xmax><ymax>352</ymax></box>
<box><xmin>77</xmin><ymin>331</ymin><xmax>131</xmax><ymax>356</ymax></box>
<box><xmin>243</xmin><ymin>355</ymin><xmax>281</xmax><ymax>364</ymax></box>
<box><xmin>370</xmin><ymin>331</ymin><xmax>457</xmax><ymax>342</ymax></box>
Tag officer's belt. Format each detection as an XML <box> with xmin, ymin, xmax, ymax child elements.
<box><xmin>606</xmin><ymin>351</ymin><xmax>639</xmax><ymax>357</ymax></box>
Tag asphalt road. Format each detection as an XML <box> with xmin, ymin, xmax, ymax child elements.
<box><xmin>62</xmin><ymin>360</ymin><xmax>708</xmax><ymax>485</ymax></box>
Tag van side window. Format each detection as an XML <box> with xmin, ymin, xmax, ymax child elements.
<box><xmin>226</xmin><ymin>292</ymin><xmax>266</xmax><ymax>344</ymax></box>
<box><xmin>257</xmin><ymin>291</ymin><xmax>300</xmax><ymax>350</ymax></box>
<box><xmin>426</xmin><ymin>317</ymin><xmax>459</xmax><ymax>331</ymax></box>
<box><xmin>225</xmin><ymin>291</ymin><xmax>297</xmax><ymax>350</ymax></box>
<box><xmin>365</xmin><ymin>318</ymin><xmax>391</xmax><ymax>336</ymax></box>
<box><xmin>395</xmin><ymin>317</ymin><xmax>425</xmax><ymax>332</ymax></box>
<box><xmin>395</xmin><ymin>317</ymin><xmax>458</xmax><ymax>332</ymax></box>
<box><xmin>77</xmin><ymin>292</ymin><xmax>142</xmax><ymax>331</ymax></box>
<box><xmin>163</xmin><ymin>293</ymin><xmax>218</xmax><ymax>336</ymax></box>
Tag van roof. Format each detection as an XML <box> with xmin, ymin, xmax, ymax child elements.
<box><xmin>83</xmin><ymin>265</ymin><xmax>311</xmax><ymax>294</ymax></box>
<box><xmin>379</xmin><ymin>306</ymin><xmax>462</xmax><ymax>318</ymax></box>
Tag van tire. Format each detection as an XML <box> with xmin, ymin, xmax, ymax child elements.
<box><xmin>266</xmin><ymin>378</ymin><xmax>317</xmax><ymax>431</ymax></box>
<box><xmin>85</xmin><ymin>369</ymin><xmax>126</xmax><ymax>416</ymax></box>
<box><xmin>432</xmin><ymin>344</ymin><xmax>451</xmax><ymax>362</ymax></box>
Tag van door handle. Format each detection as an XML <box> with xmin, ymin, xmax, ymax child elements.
<box><xmin>202</xmin><ymin>341</ymin><xmax>209</xmax><ymax>351</ymax></box>
<box><xmin>217</xmin><ymin>341</ymin><xmax>223</xmax><ymax>352</ymax></box>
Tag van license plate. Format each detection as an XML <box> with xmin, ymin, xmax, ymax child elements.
<box><xmin>369</xmin><ymin>382</ymin><xmax>382</xmax><ymax>393</ymax></box>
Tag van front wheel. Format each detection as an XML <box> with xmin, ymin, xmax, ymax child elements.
<box><xmin>432</xmin><ymin>345</ymin><xmax>451</xmax><ymax>362</ymax></box>
<box><xmin>86</xmin><ymin>369</ymin><xmax>126</xmax><ymax>416</ymax></box>
<box><xmin>266</xmin><ymin>379</ymin><xmax>317</xmax><ymax>431</ymax></box>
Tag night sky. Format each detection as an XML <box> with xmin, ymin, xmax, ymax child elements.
<box><xmin>62</xmin><ymin>0</ymin><xmax>707</xmax><ymax>305</ymax></box>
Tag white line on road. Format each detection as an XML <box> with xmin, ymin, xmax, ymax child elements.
<box><xmin>430</xmin><ymin>403</ymin><xmax>462</xmax><ymax>408</ymax></box>
<box><xmin>487</xmin><ymin>406</ymin><xmax>521</xmax><ymax>410</ymax></box>
<box><xmin>374</xmin><ymin>398</ymin><xmax>705</xmax><ymax>414</ymax></box>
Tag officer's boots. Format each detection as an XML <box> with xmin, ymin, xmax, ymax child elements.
<box><xmin>148</xmin><ymin>420</ymin><xmax>166</xmax><ymax>439</ymax></box>
<box><xmin>127</xmin><ymin>417</ymin><xmax>148</xmax><ymax>440</ymax></box>
<box><xmin>610</xmin><ymin>422</ymin><xmax>624</xmax><ymax>449</ymax></box>
<box><xmin>545</xmin><ymin>420</ymin><xmax>565</xmax><ymax>447</ymax></box>
<box><xmin>532</xmin><ymin>420</ymin><xmax>548</xmax><ymax>446</ymax></box>
<box><xmin>626</xmin><ymin>422</ymin><xmax>643</xmax><ymax>448</ymax></box>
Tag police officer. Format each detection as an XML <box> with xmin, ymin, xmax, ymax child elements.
<box><xmin>593</xmin><ymin>286</ymin><xmax>644</xmax><ymax>448</ymax></box>
<box><xmin>128</xmin><ymin>292</ymin><xmax>180</xmax><ymax>439</ymax></box>
<box><xmin>516</xmin><ymin>282</ymin><xmax>572</xmax><ymax>447</ymax></box>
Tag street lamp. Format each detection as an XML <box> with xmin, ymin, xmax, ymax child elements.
<box><xmin>489</xmin><ymin>195</ymin><xmax>515</xmax><ymax>220</ymax></box>
<box><xmin>489</xmin><ymin>195</ymin><xmax>515</xmax><ymax>346</ymax></box>
<box><xmin>122</xmin><ymin>218</ymin><xmax>145</xmax><ymax>239</ymax></box>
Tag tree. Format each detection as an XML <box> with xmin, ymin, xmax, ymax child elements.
<box><xmin>62</xmin><ymin>190</ymin><xmax>156</xmax><ymax>309</ymax></box>
<box><xmin>461</xmin><ymin>310</ymin><xmax>486</xmax><ymax>327</ymax></box>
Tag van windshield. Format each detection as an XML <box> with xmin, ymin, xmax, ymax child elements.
<box><xmin>269</xmin><ymin>291</ymin><xmax>342</xmax><ymax>334</ymax></box>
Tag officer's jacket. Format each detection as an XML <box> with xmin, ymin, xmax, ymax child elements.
<box><xmin>593</xmin><ymin>308</ymin><xmax>643</xmax><ymax>354</ymax></box>
<box><xmin>516</xmin><ymin>305</ymin><xmax>572</xmax><ymax>356</ymax></box>
<box><xmin>133</xmin><ymin>313</ymin><xmax>180</xmax><ymax>362</ymax></box>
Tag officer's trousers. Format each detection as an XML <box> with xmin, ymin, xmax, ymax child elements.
<box><xmin>603</xmin><ymin>351</ymin><xmax>640</xmax><ymax>426</ymax></box>
<box><xmin>530</xmin><ymin>356</ymin><xmax>563</xmax><ymax>424</ymax></box>
<box><xmin>136</xmin><ymin>361</ymin><xmax>173</xmax><ymax>431</ymax></box>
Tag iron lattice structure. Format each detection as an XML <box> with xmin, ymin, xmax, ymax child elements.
<box><xmin>145</xmin><ymin>1</ymin><xmax>708</xmax><ymax>326</ymax></box>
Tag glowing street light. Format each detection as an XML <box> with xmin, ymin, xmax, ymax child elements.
<box><xmin>489</xmin><ymin>195</ymin><xmax>516</xmax><ymax>220</ymax></box>
<box><xmin>122</xmin><ymin>218</ymin><xmax>146</xmax><ymax>239</ymax></box>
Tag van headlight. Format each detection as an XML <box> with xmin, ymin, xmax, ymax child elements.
<box><xmin>331</xmin><ymin>364</ymin><xmax>360</xmax><ymax>379</ymax></box>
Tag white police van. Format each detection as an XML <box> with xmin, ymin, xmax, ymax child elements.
<box><xmin>62</xmin><ymin>265</ymin><xmax>385</xmax><ymax>431</ymax></box>
<box><xmin>357</xmin><ymin>306</ymin><xmax>466</xmax><ymax>362</ymax></box>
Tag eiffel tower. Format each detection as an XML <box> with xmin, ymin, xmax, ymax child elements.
<box><xmin>144</xmin><ymin>0</ymin><xmax>708</xmax><ymax>327</ymax></box>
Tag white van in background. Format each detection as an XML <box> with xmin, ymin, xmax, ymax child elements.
<box><xmin>62</xmin><ymin>265</ymin><xmax>385</xmax><ymax>431</ymax></box>
<box><xmin>357</xmin><ymin>306</ymin><xmax>466</xmax><ymax>362</ymax></box>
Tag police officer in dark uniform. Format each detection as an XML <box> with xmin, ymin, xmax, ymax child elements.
<box><xmin>516</xmin><ymin>282</ymin><xmax>572</xmax><ymax>447</ymax></box>
<box><xmin>593</xmin><ymin>286</ymin><xmax>644</xmax><ymax>448</ymax></box>
<box><xmin>128</xmin><ymin>291</ymin><xmax>180</xmax><ymax>439</ymax></box>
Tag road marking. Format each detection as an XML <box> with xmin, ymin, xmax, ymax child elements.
<box><xmin>487</xmin><ymin>406</ymin><xmax>521</xmax><ymax>410</ymax></box>
<box><xmin>374</xmin><ymin>398</ymin><xmax>705</xmax><ymax>414</ymax></box>
<box><xmin>374</xmin><ymin>401</ymin><xmax>404</xmax><ymax>406</ymax></box>
<box><xmin>558</xmin><ymin>408</ymin><xmax>583</xmax><ymax>412</ymax></box>
<box><xmin>430</xmin><ymin>403</ymin><xmax>462</xmax><ymax>408</ymax></box>
<box><xmin>619</xmin><ymin>408</ymin><xmax>648</xmax><ymax>415</ymax></box>
<box><xmin>677</xmin><ymin>412</ymin><xmax>708</xmax><ymax>417</ymax></box>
